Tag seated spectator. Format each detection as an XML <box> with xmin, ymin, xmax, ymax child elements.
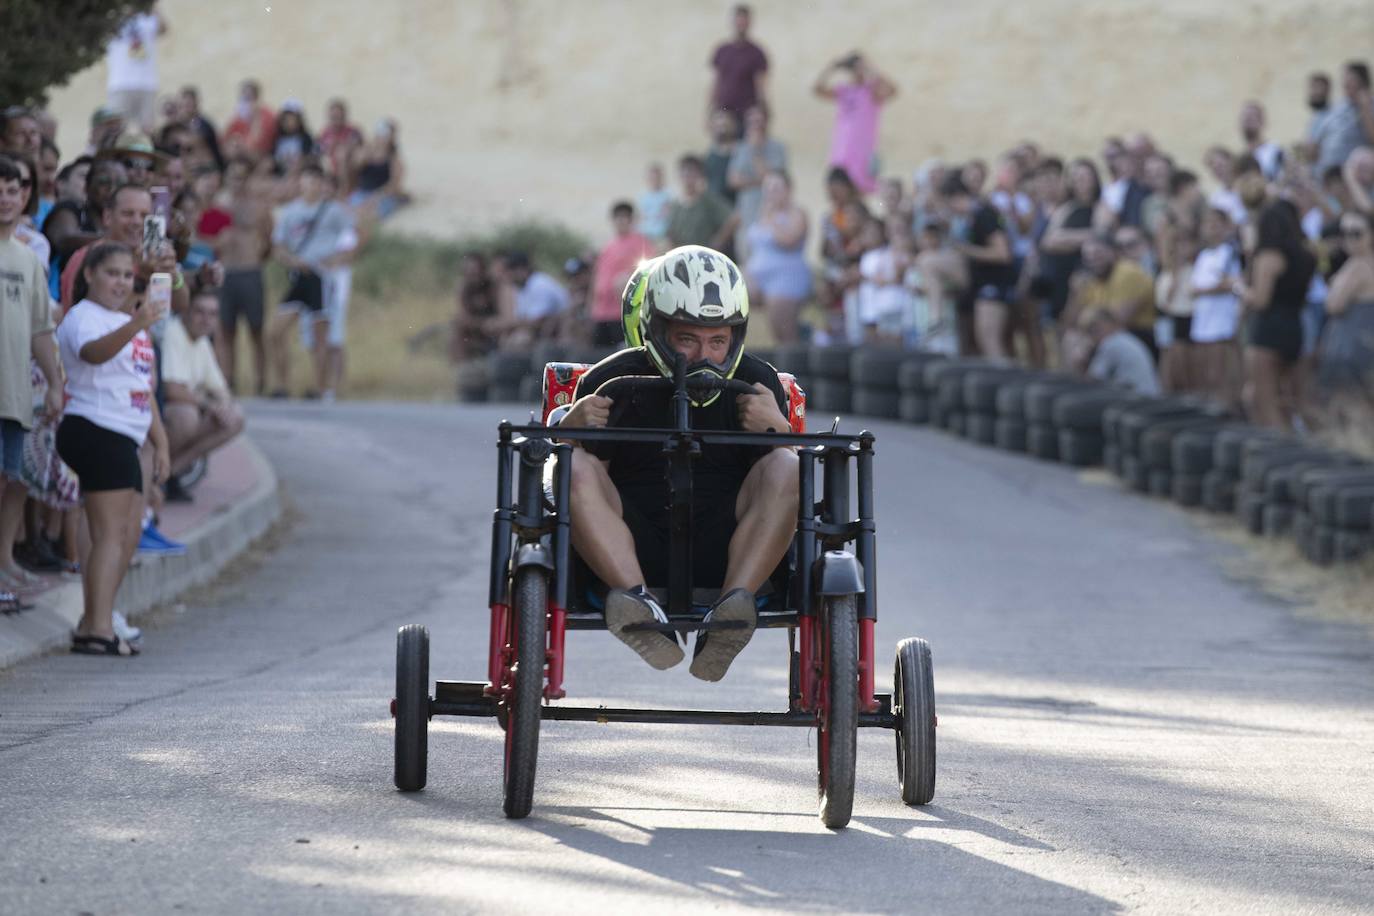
<box><xmin>1063</xmin><ymin>232</ymin><xmax>1158</xmax><ymax>359</ymax></box>
<box><xmin>666</xmin><ymin>154</ymin><xmax>735</xmax><ymax>252</ymax></box>
<box><xmin>590</xmin><ymin>201</ymin><xmax>651</xmax><ymax>346</ymax></box>
<box><xmin>450</xmin><ymin>252</ymin><xmax>499</xmax><ymax>363</ymax></box>
<box><xmin>636</xmin><ymin>163</ymin><xmax>673</xmax><ymax>247</ymax></box>
<box><xmin>1076</xmin><ymin>309</ymin><xmax>1161</xmax><ymax>394</ymax></box>
<box><xmin>491</xmin><ymin>251</ymin><xmax>569</xmax><ymax>349</ymax></box>
<box><xmin>349</xmin><ymin>119</ymin><xmax>408</xmax><ymax>220</ymax></box>
<box><xmin>854</xmin><ymin>217</ymin><xmax>908</xmax><ymax>346</ymax></box>
<box><xmin>744</xmin><ymin>170</ymin><xmax>811</xmax><ymax>344</ymax></box>
<box><xmin>272</xmin><ymin>100</ymin><xmax>315</xmax><ymax>174</ymax></box>
<box><xmin>160</xmin><ymin>289</ymin><xmax>245</xmax><ymax>500</ymax></box>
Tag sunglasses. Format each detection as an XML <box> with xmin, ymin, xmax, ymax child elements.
<box><xmin>122</xmin><ymin>158</ymin><xmax>152</xmax><ymax>171</ymax></box>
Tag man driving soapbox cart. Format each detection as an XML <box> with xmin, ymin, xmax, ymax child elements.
<box><xmin>391</xmin><ymin>246</ymin><xmax>936</xmax><ymax>829</ymax></box>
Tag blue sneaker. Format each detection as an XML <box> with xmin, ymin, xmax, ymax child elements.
<box><xmin>137</xmin><ymin>523</ymin><xmax>187</xmax><ymax>556</ymax></box>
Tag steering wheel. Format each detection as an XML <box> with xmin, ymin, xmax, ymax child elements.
<box><xmin>591</xmin><ymin>374</ymin><xmax>758</xmax><ymax>427</ymax></box>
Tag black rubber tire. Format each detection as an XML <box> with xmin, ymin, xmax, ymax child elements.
<box><xmin>1213</xmin><ymin>427</ymin><xmax>1281</xmax><ymax>474</ymax></box>
<box><xmin>994</xmin><ymin>417</ymin><xmax>1027</xmax><ymax>452</ymax></box>
<box><xmin>503</xmin><ymin>567</ymin><xmax>547</xmax><ymax>819</ymax></box>
<box><xmin>936</xmin><ymin>375</ymin><xmax>967</xmax><ymax>412</ymax></box>
<box><xmin>518</xmin><ymin>375</ymin><xmax>543</xmax><ymax>404</ymax></box>
<box><xmin>1024</xmin><ymin>379</ymin><xmax>1096</xmax><ymax>425</ymax></box>
<box><xmin>488</xmin><ymin>382</ymin><xmax>524</xmax><ymax>403</ymax></box>
<box><xmin>965</xmin><ymin>412</ymin><xmax>997</xmax><ymax>445</ymax></box>
<box><xmin>994</xmin><ymin>383</ymin><xmax>1028</xmax><ymax>420</ymax></box>
<box><xmin>1262</xmin><ymin>503</ymin><xmax>1294</xmax><ymax>537</ymax></box>
<box><xmin>1052</xmin><ymin>390</ymin><xmax>1135</xmax><ymax>431</ymax></box>
<box><xmin>899</xmin><ymin>393</ymin><xmax>931</xmax><ymax>424</ymax></box>
<box><xmin>1333</xmin><ymin>486</ymin><xmax>1374</xmax><ymax>530</ymax></box>
<box><xmin>750</xmin><ymin>348</ymin><xmax>777</xmax><ymax>369</ymax></box>
<box><xmin>963</xmin><ymin>370</ymin><xmax>1027</xmax><ymax>413</ymax></box>
<box><xmin>1307</xmin><ymin>522</ymin><xmax>1337</xmax><ymax>565</ymax></box>
<box><xmin>772</xmin><ymin>343</ymin><xmax>811</xmax><ymax>376</ymax></box>
<box><xmin>899</xmin><ymin>355</ymin><xmax>946</xmax><ymax>394</ymax></box>
<box><xmin>1104</xmin><ymin>443</ymin><xmax>1121</xmax><ymax>475</ymax></box>
<box><xmin>1172</xmin><ymin>473</ymin><xmax>1204</xmax><ymax>507</ymax></box>
<box><xmin>894</xmin><ymin>637</ymin><xmax>936</xmax><ymax>806</ymax></box>
<box><xmin>1334</xmin><ymin>529</ymin><xmax>1372</xmax><ymax>562</ymax></box>
<box><xmin>810</xmin><ymin>379</ymin><xmax>852</xmax><ymax>415</ymax></box>
<box><xmin>1058</xmin><ymin>429</ymin><xmax>1104</xmax><ymax>467</ymax></box>
<box><xmin>1118</xmin><ymin>405</ymin><xmax>1205</xmax><ymax>457</ymax></box>
<box><xmin>1172</xmin><ymin>427</ymin><xmax>1228</xmax><ymax>477</ymax></box>
<box><xmin>1297</xmin><ymin>469</ymin><xmax>1374</xmax><ymax>515</ymax></box>
<box><xmin>394</xmin><ymin>624</ymin><xmax>430</xmax><ymax>792</ymax></box>
<box><xmin>455</xmin><ymin>362</ymin><xmax>489</xmax><ymax>403</ymax></box>
<box><xmin>1122</xmin><ymin>454</ymin><xmax>1149</xmax><ymax>492</ymax></box>
<box><xmin>1201</xmin><ymin>470</ymin><xmax>1237</xmax><ymax>513</ymax></box>
<box><xmin>1148</xmin><ymin>468</ymin><xmax>1172</xmax><ymax>499</ymax></box>
<box><xmin>810</xmin><ymin>346</ymin><xmax>853</xmax><ymax>381</ymax></box>
<box><xmin>850</xmin><ymin>348</ymin><xmax>907</xmax><ymax>387</ymax></box>
<box><xmin>1102</xmin><ymin>402</ymin><xmax>1134</xmax><ymax>447</ymax></box>
<box><xmin>945</xmin><ymin>411</ymin><xmax>966</xmax><ymax>437</ymax></box>
<box><xmin>1140</xmin><ymin>418</ymin><xmax>1225</xmax><ymax>470</ymax></box>
<box><xmin>488</xmin><ymin>350</ymin><xmax>532</xmax><ymax>385</ymax></box>
<box><xmin>1236</xmin><ymin>491</ymin><xmax>1266</xmax><ymax>535</ymax></box>
<box><xmin>853</xmin><ymin>387</ymin><xmax>902</xmax><ymax>419</ymax></box>
<box><xmin>1027</xmin><ymin>423</ymin><xmax>1058</xmax><ymax>461</ymax></box>
<box><xmin>1241</xmin><ymin>444</ymin><xmax>1329</xmax><ymax>493</ymax></box>
<box><xmin>818</xmin><ymin>594</ymin><xmax>858</xmax><ymax>829</ymax></box>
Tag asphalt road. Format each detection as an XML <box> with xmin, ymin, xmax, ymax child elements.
<box><xmin>2</xmin><ymin>401</ymin><xmax>1372</xmax><ymax>915</ymax></box>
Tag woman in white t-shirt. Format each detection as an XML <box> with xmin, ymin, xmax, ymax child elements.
<box><xmin>55</xmin><ymin>242</ymin><xmax>169</xmax><ymax>657</ymax></box>
<box><xmin>1189</xmin><ymin>207</ymin><xmax>1245</xmax><ymax>408</ymax></box>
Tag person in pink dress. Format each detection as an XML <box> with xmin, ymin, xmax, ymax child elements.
<box><xmin>813</xmin><ymin>53</ymin><xmax>898</xmax><ymax>195</ymax></box>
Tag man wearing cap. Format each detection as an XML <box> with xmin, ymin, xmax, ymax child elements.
<box><xmin>95</xmin><ymin>133</ymin><xmax>168</xmax><ymax>189</ymax></box>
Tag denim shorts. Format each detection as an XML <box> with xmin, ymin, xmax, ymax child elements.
<box><xmin>0</xmin><ymin>418</ymin><xmax>25</xmax><ymax>479</ymax></box>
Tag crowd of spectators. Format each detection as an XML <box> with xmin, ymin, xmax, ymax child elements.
<box><xmin>0</xmin><ymin>5</ymin><xmax>404</xmax><ymax>650</ymax></box>
<box><xmin>453</xmin><ymin>3</ymin><xmax>1374</xmax><ymax>443</ymax></box>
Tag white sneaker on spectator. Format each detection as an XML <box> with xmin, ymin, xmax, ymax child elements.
<box><xmin>113</xmin><ymin>611</ymin><xmax>142</xmax><ymax>644</ymax></box>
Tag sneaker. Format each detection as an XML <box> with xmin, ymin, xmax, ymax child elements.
<box><xmin>604</xmin><ymin>586</ymin><xmax>684</xmax><ymax>670</ymax></box>
<box><xmin>137</xmin><ymin>524</ymin><xmax>188</xmax><ymax>556</ymax></box>
<box><xmin>112</xmin><ymin>611</ymin><xmax>142</xmax><ymax>644</ymax></box>
<box><xmin>689</xmin><ymin>588</ymin><xmax>757</xmax><ymax>682</ymax></box>
<box><xmin>163</xmin><ymin>476</ymin><xmax>193</xmax><ymax>503</ymax></box>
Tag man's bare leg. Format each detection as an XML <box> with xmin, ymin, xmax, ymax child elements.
<box><xmin>567</xmin><ymin>449</ymin><xmax>645</xmax><ymax>590</ymax></box>
<box><xmin>723</xmin><ymin>448</ymin><xmax>799</xmax><ymax>594</ymax></box>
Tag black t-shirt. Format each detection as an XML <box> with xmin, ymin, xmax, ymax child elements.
<box><xmin>967</xmin><ymin>202</ymin><xmax>1015</xmax><ymax>291</ymax></box>
<box><xmin>1256</xmin><ymin>201</ymin><xmax>1316</xmax><ymax>313</ymax></box>
<box><xmin>1036</xmin><ymin>203</ymin><xmax>1093</xmax><ymax>282</ymax></box>
<box><xmin>573</xmin><ymin>348</ymin><xmax>787</xmax><ymax>504</ymax></box>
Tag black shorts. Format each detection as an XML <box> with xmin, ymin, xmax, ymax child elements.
<box><xmin>56</xmin><ymin>415</ymin><xmax>143</xmax><ymax>493</ymax></box>
<box><xmin>1171</xmin><ymin>315</ymin><xmax>1193</xmax><ymax>342</ymax></box>
<box><xmin>1247</xmin><ymin>309</ymin><xmax>1303</xmax><ymax>364</ymax></box>
<box><xmin>617</xmin><ymin>483</ymin><xmax>739</xmax><ymax>591</ymax></box>
<box><xmin>221</xmin><ymin>267</ymin><xmax>265</xmax><ymax>332</ymax></box>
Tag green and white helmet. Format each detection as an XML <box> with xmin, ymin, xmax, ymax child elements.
<box><xmin>640</xmin><ymin>245</ymin><xmax>749</xmax><ymax>405</ymax></box>
<box><xmin>620</xmin><ymin>256</ymin><xmax>659</xmax><ymax>348</ymax></box>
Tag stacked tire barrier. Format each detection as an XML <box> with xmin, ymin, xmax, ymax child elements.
<box><xmin>463</xmin><ymin>345</ymin><xmax>1373</xmax><ymax>567</ymax></box>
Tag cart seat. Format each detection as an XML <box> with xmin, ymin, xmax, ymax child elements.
<box><xmin>542</xmin><ymin>360</ymin><xmax>806</xmax><ymax>432</ymax></box>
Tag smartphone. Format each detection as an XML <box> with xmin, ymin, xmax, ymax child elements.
<box><xmin>142</xmin><ymin>214</ymin><xmax>167</xmax><ymax>261</ymax></box>
<box><xmin>150</xmin><ymin>185</ymin><xmax>171</xmax><ymax>220</ymax></box>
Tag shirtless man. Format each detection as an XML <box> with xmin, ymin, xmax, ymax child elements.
<box><xmin>215</xmin><ymin>156</ymin><xmax>272</xmax><ymax>394</ymax></box>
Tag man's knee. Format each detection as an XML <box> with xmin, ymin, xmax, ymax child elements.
<box><xmin>751</xmin><ymin>449</ymin><xmax>799</xmax><ymax>508</ymax></box>
<box><xmin>163</xmin><ymin>403</ymin><xmax>199</xmax><ymax>442</ymax></box>
<box><xmin>569</xmin><ymin>449</ymin><xmax>617</xmax><ymax>509</ymax></box>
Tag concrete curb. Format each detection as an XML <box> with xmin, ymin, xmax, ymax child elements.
<box><xmin>0</xmin><ymin>436</ymin><xmax>282</xmax><ymax>670</ymax></box>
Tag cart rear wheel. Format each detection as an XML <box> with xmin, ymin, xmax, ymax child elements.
<box><xmin>895</xmin><ymin>637</ymin><xmax>937</xmax><ymax>805</ymax></box>
<box><xmin>502</xmin><ymin>567</ymin><xmax>547</xmax><ymax>819</ymax></box>
<box><xmin>394</xmin><ymin>624</ymin><xmax>430</xmax><ymax>792</ymax></box>
<box><xmin>817</xmin><ymin>594</ymin><xmax>858</xmax><ymax>828</ymax></box>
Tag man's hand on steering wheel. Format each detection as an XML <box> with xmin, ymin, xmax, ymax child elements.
<box><xmin>736</xmin><ymin>382</ymin><xmax>788</xmax><ymax>434</ymax></box>
<box><xmin>564</xmin><ymin>394</ymin><xmax>614</xmax><ymax>429</ymax></box>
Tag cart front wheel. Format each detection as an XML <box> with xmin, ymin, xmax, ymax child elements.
<box><xmin>502</xmin><ymin>566</ymin><xmax>547</xmax><ymax>819</ymax></box>
<box><xmin>895</xmin><ymin>636</ymin><xmax>936</xmax><ymax>805</ymax></box>
<box><xmin>817</xmin><ymin>593</ymin><xmax>858</xmax><ymax>828</ymax></box>
<box><xmin>394</xmin><ymin>624</ymin><xmax>430</xmax><ymax>792</ymax></box>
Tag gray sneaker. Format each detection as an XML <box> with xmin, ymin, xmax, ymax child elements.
<box><xmin>689</xmin><ymin>588</ymin><xmax>757</xmax><ymax>682</ymax></box>
<box><xmin>604</xmin><ymin>587</ymin><xmax>684</xmax><ymax>670</ymax></box>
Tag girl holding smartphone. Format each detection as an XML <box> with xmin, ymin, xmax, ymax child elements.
<box><xmin>56</xmin><ymin>241</ymin><xmax>169</xmax><ymax>656</ymax></box>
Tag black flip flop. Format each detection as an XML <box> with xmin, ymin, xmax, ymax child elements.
<box><xmin>70</xmin><ymin>633</ymin><xmax>140</xmax><ymax>656</ymax></box>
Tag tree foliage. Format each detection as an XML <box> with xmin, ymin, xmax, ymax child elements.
<box><xmin>0</xmin><ymin>0</ymin><xmax>155</xmax><ymax>106</ymax></box>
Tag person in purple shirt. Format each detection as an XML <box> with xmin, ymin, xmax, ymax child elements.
<box><xmin>709</xmin><ymin>4</ymin><xmax>768</xmax><ymax>122</ymax></box>
<box><xmin>813</xmin><ymin>52</ymin><xmax>898</xmax><ymax>195</ymax></box>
